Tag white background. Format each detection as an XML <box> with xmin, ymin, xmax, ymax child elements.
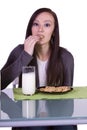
<box><xmin>0</xmin><ymin>0</ymin><xmax>87</xmax><ymax>129</ymax></box>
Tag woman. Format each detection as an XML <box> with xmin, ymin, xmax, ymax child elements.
<box><xmin>1</xmin><ymin>8</ymin><xmax>77</xmax><ymax>130</ymax></box>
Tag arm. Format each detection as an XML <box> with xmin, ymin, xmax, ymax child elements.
<box><xmin>61</xmin><ymin>48</ymin><xmax>74</xmax><ymax>86</ymax></box>
<box><xmin>1</xmin><ymin>44</ymin><xmax>33</xmax><ymax>90</ymax></box>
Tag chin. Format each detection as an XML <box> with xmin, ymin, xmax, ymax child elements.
<box><xmin>37</xmin><ymin>42</ymin><xmax>44</xmax><ymax>45</ymax></box>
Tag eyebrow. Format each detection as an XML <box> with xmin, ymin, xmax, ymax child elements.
<box><xmin>33</xmin><ymin>19</ymin><xmax>53</xmax><ymax>23</ymax></box>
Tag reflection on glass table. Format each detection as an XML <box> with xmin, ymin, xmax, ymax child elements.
<box><xmin>22</xmin><ymin>100</ymin><xmax>36</xmax><ymax>118</ymax></box>
<box><xmin>0</xmin><ymin>89</ymin><xmax>87</xmax><ymax>127</ymax></box>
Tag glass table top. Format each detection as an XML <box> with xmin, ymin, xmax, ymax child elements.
<box><xmin>0</xmin><ymin>88</ymin><xmax>87</xmax><ymax>127</ymax></box>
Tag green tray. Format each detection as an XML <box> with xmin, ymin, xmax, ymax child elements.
<box><xmin>13</xmin><ymin>87</ymin><xmax>87</xmax><ymax>100</ymax></box>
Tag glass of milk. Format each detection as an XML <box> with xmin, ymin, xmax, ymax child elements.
<box><xmin>22</xmin><ymin>66</ymin><xmax>36</xmax><ymax>95</ymax></box>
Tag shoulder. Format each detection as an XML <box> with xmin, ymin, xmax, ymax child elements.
<box><xmin>59</xmin><ymin>47</ymin><xmax>74</xmax><ymax>64</ymax></box>
<box><xmin>59</xmin><ymin>47</ymin><xmax>74</xmax><ymax>60</ymax></box>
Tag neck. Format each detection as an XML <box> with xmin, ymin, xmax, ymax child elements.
<box><xmin>35</xmin><ymin>44</ymin><xmax>51</xmax><ymax>61</ymax></box>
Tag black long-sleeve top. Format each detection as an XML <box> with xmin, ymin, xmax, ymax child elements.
<box><xmin>1</xmin><ymin>44</ymin><xmax>74</xmax><ymax>90</ymax></box>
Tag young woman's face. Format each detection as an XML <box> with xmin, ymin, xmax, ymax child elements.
<box><xmin>31</xmin><ymin>12</ymin><xmax>55</xmax><ymax>45</ymax></box>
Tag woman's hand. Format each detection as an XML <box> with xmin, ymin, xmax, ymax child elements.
<box><xmin>24</xmin><ymin>35</ymin><xmax>39</xmax><ymax>55</ymax></box>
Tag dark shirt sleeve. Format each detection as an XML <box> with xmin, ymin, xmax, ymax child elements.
<box><xmin>61</xmin><ymin>48</ymin><xmax>74</xmax><ymax>86</ymax></box>
<box><xmin>1</xmin><ymin>44</ymin><xmax>33</xmax><ymax>90</ymax></box>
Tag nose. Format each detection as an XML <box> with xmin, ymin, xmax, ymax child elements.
<box><xmin>38</xmin><ymin>25</ymin><xmax>44</xmax><ymax>32</ymax></box>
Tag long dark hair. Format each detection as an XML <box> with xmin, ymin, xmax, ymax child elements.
<box><xmin>25</xmin><ymin>8</ymin><xmax>64</xmax><ymax>86</ymax></box>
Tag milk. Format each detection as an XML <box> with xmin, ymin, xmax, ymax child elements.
<box><xmin>22</xmin><ymin>66</ymin><xmax>36</xmax><ymax>95</ymax></box>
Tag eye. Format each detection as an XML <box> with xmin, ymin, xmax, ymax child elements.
<box><xmin>44</xmin><ymin>23</ymin><xmax>51</xmax><ymax>27</ymax></box>
<box><xmin>32</xmin><ymin>22</ymin><xmax>39</xmax><ymax>26</ymax></box>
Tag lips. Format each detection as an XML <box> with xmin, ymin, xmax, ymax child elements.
<box><xmin>38</xmin><ymin>35</ymin><xmax>44</xmax><ymax>39</ymax></box>
<box><xmin>39</xmin><ymin>35</ymin><xmax>44</xmax><ymax>39</ymax></box>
